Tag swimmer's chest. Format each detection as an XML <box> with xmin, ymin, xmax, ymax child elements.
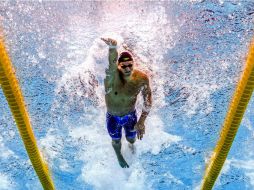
<box><xmin>106</xmin><ymin>79</ymin><xmax>141</xmax><ymax>103</ymax></box>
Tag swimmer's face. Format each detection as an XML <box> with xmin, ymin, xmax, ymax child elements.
<box><xmin>118</xmin><ymin>61</ymin><xmax>134</xmax><ymax>76</ymax></box>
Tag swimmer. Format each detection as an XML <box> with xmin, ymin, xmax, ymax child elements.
<box><xmin>101</xmin><ymin>38</ymin><xmax>152</xmax><ymax>168</ymax></box>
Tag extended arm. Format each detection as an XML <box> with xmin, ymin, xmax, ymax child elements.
<box><xmin>101</xmin><ymin>38</ymin><xmax>118</xmax><ymax>88</ymax></box>
<box><xmin>108</xmin><ymin>47</ymin><xmax>118</xmax><ymax>72</ymax></box>
<box><xmin>101</xmin><ymin>37</ymin><xmax>118</xmax><ymax>70</ymax></box>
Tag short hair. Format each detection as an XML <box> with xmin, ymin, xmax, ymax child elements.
<box><xmin>118</xmin><ymin>51</ymin><xmax>133</xmax><ymax>63</ymax></box>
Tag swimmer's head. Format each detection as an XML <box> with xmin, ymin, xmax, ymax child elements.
<box><xmin>118</xmin><ymin>51</ymin><xmax>133</xmax><ymax>64</ymax></box>
<box><xmin>118</xmin><ymin>52</ymin><xmax>134</xmax><ymax>77</ymax></box>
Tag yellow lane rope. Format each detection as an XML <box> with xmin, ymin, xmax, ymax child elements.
<box><xmin>0</xmin><ymin>39</ymin><xmax>55</xmax><ymax>190</ymax></box>
<box><xmin>201</xmin><ymin>38</ymin><xmax>254</xmax><ymax>190</ymax></box>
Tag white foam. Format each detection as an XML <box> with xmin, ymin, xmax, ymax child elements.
<box><xmin>218</xmin><ymin>158</ymin><xmax>254</xmax><ymax>188</ymax></box>
<box><xmin>39</xmin><ymin>129</ymin><xmax>70</xmax><ymax>171</ymax></box>
<box><xmin>0</xmin><ymin>135</ymin><xmax>16</xmax><ymax>159</ymax></box>
<box><xmin>0</xmin><ymin>173</ymin><xmax>15</xmax><ymax>190</ymax></box>
<box><xmin>53</xmin><ymin>2</ymin><xmax>183</xmax><ymax>189</ymax></box>
<box><xmin>67</xmin><ymin>108</ymin><xmax>181</xmax><ymax>189</ymax></box>
<box><xmin>182</xmin><ymin>83</ymin><xmax>219</xmax><ymax>116</ymax></box>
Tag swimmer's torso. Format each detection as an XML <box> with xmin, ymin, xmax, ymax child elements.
<box><xmin>104</xmin><ymin>70</ymin><xmax>144</xmax><ymax>116</ymax></box>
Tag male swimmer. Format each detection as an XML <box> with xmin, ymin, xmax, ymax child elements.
<box><xmin>101</xmin><ymin>38</ymin><xmax>152</xmax><ymax>168</ymax></box>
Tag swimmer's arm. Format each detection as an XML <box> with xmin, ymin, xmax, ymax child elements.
<box><xmin>108</xmin><ymin>48</ymin><xmax>118</xmax><ymax>72</ymax></box>
<box><xmin>101</xmin><ymin>38</ymin><xmax>118</xmax><ymax>88</ymax></box>
<box><xmin>104</xmin><ymin>47</ymin><xmax>118</xmax><ymax>88</ymax></box>
<box><xmin>139</xmin><ymin>76</ymin><xmax>152</xmax><ymax>124</ymax></box>
<box><xmin>101</xmin><ymin>38</ymin><xmax>118</xmax><ymax>73</ymax></box>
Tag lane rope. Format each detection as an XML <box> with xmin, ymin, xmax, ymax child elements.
<box><xmin>0</xmin><ymin>38</ymin><xmax>55</xmax><ymax>190</ymax></box>
<box><xmin>201</xmin><ymin>38</ymin><xmax>254</xmax><ymax>190</ymax></box>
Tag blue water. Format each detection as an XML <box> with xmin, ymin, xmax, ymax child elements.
<box><xmin>0</xmin><ymin>1</ymin><xmax>254</xmax><ymax>190</ymax></box>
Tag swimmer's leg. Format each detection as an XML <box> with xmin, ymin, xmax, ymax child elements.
<box><xmin>126</xmin><ymin>137</ymin><xmax>136</xmax><ymax>154</ymax></box>
<box><xmin>126</xmin><ymin>137</ymin><xmax>136</xmax><ymax>144</ymax></box>
<box><xmin>112</xmin><ymin>139</ymin><xmax>129</xmax><ymax>168</ymax></box>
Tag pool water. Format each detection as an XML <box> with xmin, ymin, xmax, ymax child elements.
<box><xmin>0</xmin><ymin>1</ymin><xmax>254</xmax><ymax>190</ymax></box>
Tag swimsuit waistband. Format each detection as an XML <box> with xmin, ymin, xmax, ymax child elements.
<box><xmin>106</xmin><ymin>109</ymin><xmax>136</xmax><ymax>117</ymax></box>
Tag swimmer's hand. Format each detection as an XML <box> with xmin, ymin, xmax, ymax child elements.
<box><xmin>134</xmin><ymin>121</ymin><xmax>145</xmax><ymax>140</ymax></box>
<box><xmin>101</xmin><ymin>37</ymin><xmax>117</xmax><ymax>46</ymax></box>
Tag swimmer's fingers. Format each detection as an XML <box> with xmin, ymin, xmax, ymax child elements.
<box><xmin>137</xmin><ymin>131</ymin><xmax>141</xmax><ymax>140</ymax></box>
<box><xmin>139</xmin><ymin>130</ymin><xmax>143</xmax><ymax>140</ymax></box>
<box><xmin>100</xmin><ymin>37</ymin><xmax>106</xmax><ymax>42</ymax></box>
<box><xmin>101</xmin><ymin>38</ymin><xmax>117</xmax><ymax>46</ymax></box>
<box><xmin>101</xmin><ymin>38</ymin><xmax>110</xmax><ymax>45</ymax></box>
<box><xmin>139</xmin><ymin>130</ymin><xmax>144</xmax><ymax>140</ymax></box>
<box><xmin>137</xmin><ymin>129</ymin><xmax>145</xmax><ymax>140</ymax></box>
<box><xmin>141</xmin><ymin>129</ymin><xmax>145</xmax><ymax>140</ymax></box>
<box><xmin>135</xmin><ymin>125</ymin><xmax>145</xmax><ymax>140</ymax></box>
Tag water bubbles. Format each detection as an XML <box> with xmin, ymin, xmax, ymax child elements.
<box><xmin>0</xmin><ymin>1</ymin><xmax>253</xmax><ymax>189</ymax></box>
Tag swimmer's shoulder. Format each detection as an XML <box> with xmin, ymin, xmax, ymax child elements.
<box><xmin>132</xmin><ymin>69</ymin><xmax>149</xmax><ymax>84</ymax></box>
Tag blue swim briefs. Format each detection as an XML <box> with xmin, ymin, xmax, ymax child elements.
<box><xmin>106</xmin><ymin>110</ymin><xmax>137</xmax><ymax>140</ymax></box>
